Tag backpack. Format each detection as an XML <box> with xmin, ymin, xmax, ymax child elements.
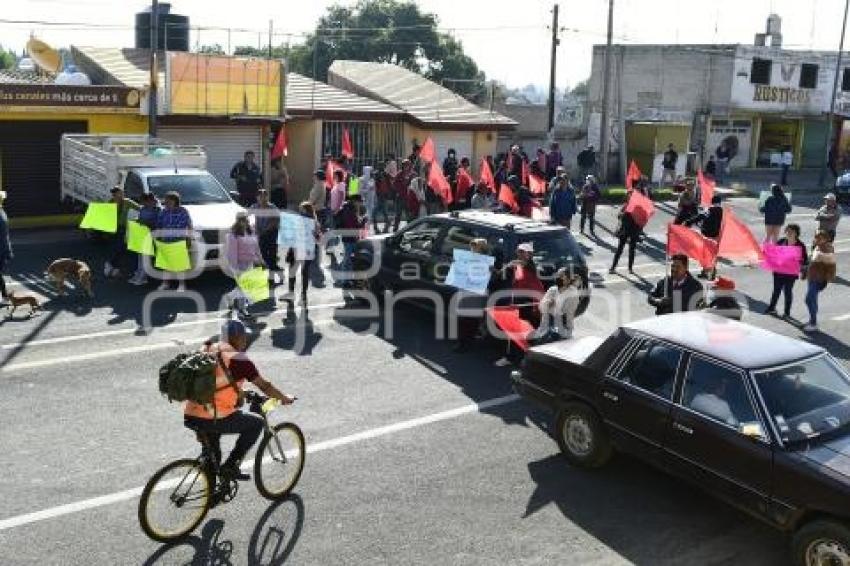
<box><xmin>158</xmin><ymin>351</ymin><xmax>218</xmax><ymax>404</ymax></box>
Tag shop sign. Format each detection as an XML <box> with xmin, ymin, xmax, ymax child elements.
<box><xmin>752</xmin><ymin>85</ymin><xmax>811</xmax><ymax>104</ymax></box>
<box><xmin>0</xmin><ymin>84</ymin><xmax>141</xmax><ymax>108</ymax></box>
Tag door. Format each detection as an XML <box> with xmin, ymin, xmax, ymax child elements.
<box><xmin>599</xmin><ymin>339</ymin><xmax>682</xmax><ymax>457</ymax></box>
<box><xmin>665</xmin><ymin>355</ymin><xmax>772</xmax><ymax>517</ymax></box>
<box><xmin>159</xmin><ymin>126</ymin><xmax>262</xmax><ymax>190</ymax></box>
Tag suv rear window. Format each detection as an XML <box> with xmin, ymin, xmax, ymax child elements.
<box><xmin>525</xmin><ymin>231</ymin><xmax>583</xmax><ymax>272</ymax></box>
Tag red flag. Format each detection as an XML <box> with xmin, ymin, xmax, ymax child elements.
<box><xmin>479</xmin><ymin>158</ymin><xmax>495</xmax><ymax>191</ymax></box>
<box><xmin>521</xmin><ymin>159</ymin><xmax>530</xmax><ymax>186</ymax></box>
<box><xmin>419</xmin><ymin>137</ymin><xmax>436</xmax><ymax>164</ymax></box>
<box><xmin>341</xmin><ymin>128</ymin><xmax>354</xmax><ymax>159</ymax></box>
<box><xmin>528</xmin><ymin>173</ymin><xmax>547</xmax><ymax>196</ymax></box>
<box><xmin>498</xmin><ymin>184</ymin><xmax>519</xmax><ymax>213</ymax></box>
<box><xmin>667</xmin><ymin>223</ymin><xmax>719</xmax><ymax>268</ymax></box>
<box><xmin>718</xmin><ymin>206</ymin><xmax>764</xmax><ymax>262</ymax></box>
<box><xmin>427</xmin><ymin>161</ymin><xmax>453</xmax><ymax>205</ymax></box>
<box><xmin>271</xmin><ymin>127</ymin><xmax>288</xmax><ymax>159</ymax></box>
<box><xmin>487</xmin><ymin>306</ymin><xmax>534</xmax><ymax>351</ymax></box>
<box><xmin>325</xmin><ymin>160</ymin><xmax>344</xmax><ymax>189</ymax></box>
<box><xmin>626</xmin><ymin>160</ymin><xmax>642</xmax><ymax>191</ymax></box>
<box><xmin>456</xmin><ymin>168</ymin><xmax>474</xmax><ymax>201</ymax></box>
<box><xmin>624</xmin><ymin>189</ymin><xmax>655</xmax><ymax>228</ymax></box>
<box><xmin>697</xmin><ymin>168</ymin><xmax>716</xmax><ymax>207</ymax></box>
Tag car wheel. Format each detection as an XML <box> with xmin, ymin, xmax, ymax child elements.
<box><xmin>553</xmin><ymin>402</ymin><xmax>612</xmax><ymax>469</ymax></box>
<box><xmin>792</xmin><ymin>519</ymin><xmax>850</xmax><ymax>566</ymax></box>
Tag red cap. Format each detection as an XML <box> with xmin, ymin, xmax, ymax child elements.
<box><xmin>713</xmin><ymin>277</ymin><xmax>735</xmax><ymax>290</ymax></box>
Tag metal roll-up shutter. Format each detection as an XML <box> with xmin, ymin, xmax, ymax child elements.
<box><xmin>159</xmin><ymin>126</ymin><xmax>262</xmax><ymax>190</ymax></box>
<box><xmin>0</xmin><ymin>120</ymin><xmax>88</xmax><ymax>217</ymax></box>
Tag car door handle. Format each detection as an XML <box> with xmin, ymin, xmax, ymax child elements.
<box><xmin>603</xmin><ymin>391</ymin><xmax>619</xmax><ymax>402</ymax></box>
<box><xmin>673</xmin><ymin>422</ymin><xmax>693</xmax><ymax>435</ymax></box>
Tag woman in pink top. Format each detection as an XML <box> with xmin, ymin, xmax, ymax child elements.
<box><xmin>224</xmin><ymin>211</ymin><xmax>264</xmax><ymax>319</ymax></box>
<box><xmin>329</xmin><ymin>170</ymin><xmax>347</xmax><ymax>216</ymax></box>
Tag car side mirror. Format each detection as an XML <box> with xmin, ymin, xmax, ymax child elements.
<box><xmin>740</xmin><ymin>422</ymin><xmax>767</xmax><ymax>441</ymax></box>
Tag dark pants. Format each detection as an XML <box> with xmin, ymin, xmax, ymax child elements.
<box><xmin>286</xmin><ymin>248</ymin><xmax>313</xmax><ymax>295</ymax></box>
<box><xmin>768</xmin><ymin>274</ymin><xmax>796</xmax><ymax>316</ymax></box>
<box><xmin>108</xmin><ymin>229</ymin><xmax>127</xmax><ymax>269</ymax></box>
<box><xmin>580</xmin><ymin>202</ymin><xmax>597</xmax><ymax>234</ymax></box>
<box><xmin>781</xmin><ymin>164</ymin><xmax>790</xmax><ymax>186</ymax></box>
<box><xmin>185</xmin><ymin>410</ymin><xmax>264</xmax><ymax>468</ymax></box>
<box><xmin>259</xmin><ymin>231</ymin><xmax>279</xmax><ymax>271</ymax></box>
<box><xmin>270</xmin><ymin>188</ymin><xmax>287</xmax><ymax>210</ymax></box>
<box><xmin>0</xmin><ymin>256</ymin><xmax>7</xmax><ymax>299</ymax></box>
<box><xmin>392</xmin><ymin>196</ymin><xmax>414</xmax><ymax>232</ymax></box>
<box><xmin>805</xmin><ymin>280</ymin><xmax>827</xmax><ymax>325</ymax></box>
<box><xmin>238</xmin><ymin>192</ymin><xmax>258</xmax><ymax>208</ymax></box>
<box><xmin>612</xmin><ymin>234</ymin><xmax>640</xmax><ymax>270</ymax></box>
<box><xmin>372</xmin><ymin>195</ymin><xmax>391</xmax><ymax>233</ymax></box>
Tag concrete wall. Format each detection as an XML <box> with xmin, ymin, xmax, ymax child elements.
<box><xmin>282</xmin><ymin>118</ymin><xmax>321</xmax><ymax>205</ymax></box>
<box><xmin>0</xmin><ymin>111</ymin><xmax>148</xmax><ymax>133</ymax></box>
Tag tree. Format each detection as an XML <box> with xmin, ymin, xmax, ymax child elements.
<box><xmin>233</xmin><ymin>45</ymin><xmax>289</xmax><ymax>59</ymax></box>
<box><xmin>197</xmin><ymin>44</ymin><xmax>225</xmax><ymax>55</ymax></box>
<box><xmin>0</xmin><ymin>45</ymin><xmax>16</xmax><ymax>70</ymax></box>
<box><xmin>287</xmin><ymin>0</ymin><xmax>485</xmax><ymax>99</ymax></box>
<box><xmin>570</xmin><ymin>79</ymin><xmax>589</xmax><ymax>98</ymax></box>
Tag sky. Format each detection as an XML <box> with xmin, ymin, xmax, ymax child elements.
<box><xmin>3</xmin><ymin>0</ymin><xmax>850</xmax><ymax>91</ymax></box>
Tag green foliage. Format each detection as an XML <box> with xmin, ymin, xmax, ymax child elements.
<box><xmin>570</xmin><ymin>79</ymin><xmax>589</xmax><ymax>98</ymax></box>
<box><xmin>602</xmin><ymin>187</ymin><xmax>677</xmax><ymax>203</ymax></box>
<box><xmin>0</xmin><ymin>45</ymin><xmax>16</xmax><ymax>70</ymax></box>
<box><xmin>197</xmin><ymin>44</ymin><xmax>225</xmax><ymax>55</ymax></box>
<box><xmin>233</xmin><ymin>44</ymin><xmax>289</xmax><ymax>59</ymax></box>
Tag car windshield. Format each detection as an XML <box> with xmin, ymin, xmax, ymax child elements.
<box><xmin>526</xmin><ymin>231</ymin><xmax>584</xmax><ymax>275</ymax></box>
<box><xmin>146</xmin><ymin>174</ymin><xmax>231</xmax><ymax>205</ymax></box>
<box><xmin>754</xmin><ymin>355</ymin><xmax>850</xmax><ymax>444</ymax></box>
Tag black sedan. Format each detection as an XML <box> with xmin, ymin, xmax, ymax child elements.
<box><xmin>512</xmin><ymin>312</ymin><xmax>850</xmax><ymax>566</ymax></box>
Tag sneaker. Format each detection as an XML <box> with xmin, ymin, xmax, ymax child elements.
<box><xmin>129</xmin><ymin>275</ymin><xmax>148</xmax><ymax>286</ymax></box>
<box><xmin>175</xmin><ymin>281</ymin><xmax>186</xmax><ymax>292</ymax></box>
<box><xmin>802</xmin><ymin>323</ymin><xmax>819</xmax><ymax>332</ymax></box>
<box><xmin>781</xmin><ymin>313</ymin><xmax>793</xmax><ymax>321</ymax></box>
<box><xmin>764</xmin><ymin>308</ymin><xmax>778</xmax><ymax>316</ymax></box>
<box><xmin>157</xmin><ymin>281</ymin><xmax>170</xmax><ymax>291</ymax></box>
<box><xmin>103</xmin><ymin>262</ymin><xmax>113</xmax><ymax>277</ymax></box>
<box><xmin>608</xmin><ymin>268</ymin><xmax>616</xmax><ymax>275</ymax></box>
<box><xmin>219</xmin><ymin>463</ymin><xmax>250</xmax><ymax>482</ymax></box>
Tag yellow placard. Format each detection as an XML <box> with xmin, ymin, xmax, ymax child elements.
<box><xmin>154</xmin><ymin>240</ymin><xmax>191</xmax><ymax>272</ymax></box>
<box><xmin>79</xmin><ymin>202</ymin><xmax>117</xmax><ymax>233</ymax></box>
<box><xmin>236</xmin><ymin>267</ymin><xmax>270</xmax><ymax>303</ymax></box>
<box><xmin>126</xmin><ymin>221</ymin><xmax>154</xmax><ymax>256</ymax></box>
<box><xmin>348</xmin><ymin>177</ymin><xmax>360</xmax><ymax>196</ymax></box>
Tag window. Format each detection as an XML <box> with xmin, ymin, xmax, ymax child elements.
<box><xmin>751</xmin><ymin>58</ymin><xmax>772</xmax><ymax>85</ymax></box>
<box><xmin>440</xmin><ymin>225</ymin><xmax>486</xmax><ymax>257</ymax></box>
<box><xmin>617</xmin><ymin>342</ymin><xmax>681</xmax><ymax>400</ymax></box>
<box><xmin>124</xmin><ymin>172</ymin><xmax>145</xmax><ymax>201</ymax></box>
<box><xmin>683</xmin><ymin>357</ymin><xmax>758</xmax><ymax>428</ymax></box>
<box><xmin>398</xmin><ymin>221</ymin><xmax>441</xmax><ymax>254</ymax></box>
<box><xmin>147</xmin><ymin>174</ymin><xmax>231</xmax><ymax>204</ymax></box>
<box><xmin>842</xmin><ymin>69</ymin><xmax>850</xmax><ymax>92</ymax></box>
<box><xmin>800</xmin><ymin>64</ymin><xmax>818</xmax><ymax>89</ymax></box>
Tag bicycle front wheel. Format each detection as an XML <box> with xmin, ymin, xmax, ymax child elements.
<box><xmin>138</xmin><ymin>459</ymin><xmax>212</xmax><ymax>543</ymax></box>
<box><xmin>254</xmin><ymin>423</ymin><xmax>306</xmax><ymax>500</ymax></box>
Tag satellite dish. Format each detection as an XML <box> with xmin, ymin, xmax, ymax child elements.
<box><xmin>26</xmin><ymin>37</ymin><xmax>62</xmax><ymax>74</ymax></box>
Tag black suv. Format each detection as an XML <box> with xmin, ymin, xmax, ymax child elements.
<box><xmin>353</xmin><ymin>211</ymin><xmax>590</xmax><ymax>314</ymax></box>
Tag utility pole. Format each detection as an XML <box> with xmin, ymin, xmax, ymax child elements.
<box><xmin>819</xmin><ymin>0</ymin><xmax>849</xmax><ymax>189</ymax></box>
<box><xmin>547</xmin><ymin>4</ymin><xmax>560</xmax><ymax>133</ymax></box>
<box><xmin>599</xmin><ymin>0</ymin><xmax>614</xmax><ymax>183</ymax></box>
<box><xmin>148</xmin><ymin>0</ymin><xmax>159</xmax><ymax>137</ymax></box>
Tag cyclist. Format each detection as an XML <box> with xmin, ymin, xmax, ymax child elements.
<box><xmin>184</xmin><ymin>319</ymin><xmax>295</xmax><ymax>480</ymax></box>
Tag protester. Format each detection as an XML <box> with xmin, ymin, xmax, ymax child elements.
<box><xmin>648</xmin><ymin>254</ymin><xmax>704</xmax><ymax>315</ymax></box>
<box><xmin>534</xmin><ymin>148</ymin><xmax>547</xmax><ymax>178</ymax></box>
<box><xmin>384</xmin><ymin>154</ymin><xmax>398</xmax><ymax>180</ymax></box>
<box><xmin>224</xmin><ymin>211</ymin><xmax>263</xmax><ymax>319</ymax></box>
<box><xmin>609</xmin><ymin>192</ymin><xmax>643</xmax><ymax>274</ymax></box>
<box><xmin>442</xmin><ymin>149</ymin><xmax>459</xmax><ymax>184</ymax></box>
<box><xmin>360</xmin><ymin>166</ymin><xmax>376</xmax><ymax>231</ymax></box>
<box><xmin>548</xmin><ymin>166</ymin><xmax>567</xmax><ymax>194</ymax></box>
<box><xmin>454</xmin><ymin>157</ymin><xmax>474</xmax><ymax>209</ymax></box>
<box><xmin>815</xmin><ymin>193</ymin><xmax>842</xmax><ymax>242</ymax></box>
<box><xmin>546</xmin><ymin>142</ymin><xmax>563</xmax><ymax>180</ymax></box>
<box><xmin>674</xmin><ymin>182</ymin><xmax>699</xmax><ymax>225</ymax></box>
<box><xmin>532</xmin><ymin>267</ymin><xmax>581</xmax><ymax>341</ymax></box>
<box><xmin>781</xmin><ymin>146</ymin><xmax>793</xmax><ymax>186</ymax></box>
<box><xmin>508</xmin><ymin>145</ymin><xmax>523</xmax><ymax>179</ymax></box>
<box><xmin>549</xmin><ymin>176</ymin><xmax>577</xmax><ymax>230</ymax></box>
<box><xmin>0</xmin><ymin>190</ymin><xmax>11</xmax><ymax>304</ymax></box>
<box><xmin>249</xmin><ymin>189</ymin><xmax>280</xmax><ymax>275</ymax></box>
<box><xmin>705</xmin><ymin>155</ymin><xmax>717</xmax><ymax>180</ymax></box>
<box><xmin>703</xmin><ymin>277</ymin><xmax>742</xmax><ymax>321</ymax></box>
<box><xmin>307</xmin><ymin>169</ymin><xmax>328</xmax><ymax>231</ymax></box>
<box><xmin>408</xmin><ymin>174</ymin><xmax>428</xmax><ymax>219</ymax></box>
<box><xmin>494</xmin><ymin>159</ymin><xmax>509</xmax><ymax>188</ymax></box>
<box><xmin>764</xmin><ymin>223</ymin><xmax>808</xmax><ymax>319</ymax></box>
<box><xmin>156</xmin><ymin>191</ymin><xmax>192</xmax><ymax>292</ymax></box>
<box><xmin>579</xmin><ymin>175</ymin><xmax>601</xmax><ymax>236</ymax></box>
<box><xmin>576</xmin><ymin>144</ymin><xmax>596</xmax><ymax>183</ymax></box>
<box><xmin>329</xmin><ymin>169</ymin><xmax>347</xmax><ymax>219</ymax></box>
<box><xmin>760</xmin><ymin>183</ymin><xmax>792</xmax><ymax>242</ymax></box>
<box><xmin>230</xmin><ymin>150</ymin><xmax>263</xmax><ymax>207</ymax></box>
<box><xmin>392</xmin><ymin>159</ymin><xmax>415</xmax><ymax>232</ymax></box>
<box><xmin>128</xmin><ymin>192</ymin><xmax>161</xmax><ymax>286</ymax></box>
<box><xmin>104</xmin><ymin>186</ymin><xmax>139</xmax><ymax>278</ymax></box>
<box><xmin>716</xmin><ymin>141</ymin><xmax>731</xmax><ymax>184</ymax></box>
<box><xmin>685</xmin><ymin>194</ymin><xmax>723</xmax><ymax>279</ymax></box>
<box><xmin>269</xmin><ymin>159</ymin><xmax>289</xmax><ymax>210</ymax></box>
<box><xmin>470</xmin><ymin>181</ymin><xmax>495</xmax><ymax>210</ymax></box>
<box><xmin>454</xmin><ymin>238</ymin><xmax>491</xmax><ymax>353</ymax></box>
<box><xmin>372</xmin><ymin>168</ymin><xmax>393</xmax><ymax>234</ymax></box>
<box><xmin>501</xmin><ymin>242</ymin><xmax>544</xmax><ymax>326</ymax></box>
<box><xmin>336</xmin><ymin>195</ymin><xmax>367</xmax><ymax>288</ymax></box>
<box><xmin>661</xmin><ymin>143</ymin><xmax>678</xmax><ymax>187</ymax></box>
<box><xmin>284</xmin><ymin>202</ymin><xmax>321</xmax><ymax>306</ymax></box>
<box><xmin>803</xmin><ymin>230</ymin><xmax>837</xmax><ymax>332</ymax></box>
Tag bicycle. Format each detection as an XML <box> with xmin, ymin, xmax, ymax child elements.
<box><xmin>138</xmin><ymin>391</ymin><xmax>305</xmax><ymax>543</ymax></box>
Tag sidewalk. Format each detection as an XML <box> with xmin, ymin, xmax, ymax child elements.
<box><xmin>723</xmin><ymin>167</ymin><xmax>836</xmax><ymax>196</ymax></box>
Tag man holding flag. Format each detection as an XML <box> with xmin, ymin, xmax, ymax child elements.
<box><xmin>648</xmin><ymin>254</ymin><xmax>704</xmax><ymax>316</ymax></box>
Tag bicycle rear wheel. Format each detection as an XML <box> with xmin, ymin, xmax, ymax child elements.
<box><xmin>138</xmin><ymin>459</ymin><xmax>212</xmax><ymax>542</ymax></box>
<box><xmin>254</xmin><ymin>423</ymin><xmax>306</xmax><ymax>500</ymax></box>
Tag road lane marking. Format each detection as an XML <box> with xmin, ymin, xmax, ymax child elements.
<box><xmin>832</xmin><ymin>313</ymin><xmax>850</xmax><ymax>322</ymax></box>
<box><xmin>0</xmin><ymin>393</ymin><xmax>520</xmax><ymax>531</ymax></box>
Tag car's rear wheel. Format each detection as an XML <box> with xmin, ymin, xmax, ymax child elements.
<box><xmin>792</xmin><ymin>519</ymin><xmax>850</xmax><ymax>566</ymax></box>
<box><xmin>553</xmin><ymin>402</ymin><xmax>612</xmax><ymax>469</ymax></box>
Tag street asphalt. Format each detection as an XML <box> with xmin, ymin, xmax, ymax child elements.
<box><xmin>0</xmin><ymin>193</ymin><xmax>846</xmax><ymax>565</ymax></box>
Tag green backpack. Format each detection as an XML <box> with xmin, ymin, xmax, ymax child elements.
<box><xmin>158</xmin><ymin>351</ymin><xmax>218</xmax><ymax>405</ymax></box>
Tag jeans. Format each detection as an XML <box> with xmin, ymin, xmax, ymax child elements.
<box><xmin>612</xmin><ymin>234</ymin><xmax>640</xmax><ymax>270</ymax></box>
<box><xmin>259</xmin><ymin>231</ymin><xmax>279</xmax><ymax>271</ymax></box>
<box><xmin>285</xmin><ymin>248</ymin><xmax>313</xmax><ymax>295</ymax></box>
<box><xmin>580</xmin><ymin>203</ymin><xmax>597</xmax><ymax>233</ymax></box>
<box><xmin>768</xmin><ymin>274</ymin><xmax>796</xmax><ymax>315</ymax></box>
<box><xmin>108</xmin><ymin>229</ymin><xmax>127</xmax><ymax>268</ymax></box>
<box><xmin>781</xmin><ymin>164</ymin><xmax>790</xmax><ymax>186</ymax></box>
<box><xmin>805</xmin><ymin>279</ymin><xmax>826</xmax><ymax>325</ymax></box>
<box><xmin>372</xmin><ymin>195</ymin><xmax>391</xmax><ymax>233</ymax></box>
<box><xmin>185</xmin><ymin>410</ymin><xmax>264</xmax><ymax>468</ymax></box>
<box><xmin>341</xmin><ymin>240</ymin><xmax>357</xmax><ymax>276</ymax></box>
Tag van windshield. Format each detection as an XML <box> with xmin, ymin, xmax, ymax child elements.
<box><xmin>147</xmin><ymin>174</ymin><xmax>232</xmax><ymax>205</ymax></box>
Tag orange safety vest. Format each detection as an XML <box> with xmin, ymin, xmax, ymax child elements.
<box><xmin>184</xmin><ymin>342</ymin><xmax>244</xmax><ymax>420</ymax></box>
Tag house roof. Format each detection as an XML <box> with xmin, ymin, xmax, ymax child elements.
<box><xmin>328</xmin><ymin>60</ymin><xmax>516</xmax><ymax>130</ymax></box>
<box><xmin>285</xmin><ymin>72</ymin><xmax>403</xmax><ymax>120</ymax></box>
<box><xmin>71</xmin><ymin>46</ymin><xmax>165</xmax><ymax>89</ymax></box>
<box><xmin>0</xmin><ymin>70</ymin><xmax>52</xmax><ymax>84</ymax></box>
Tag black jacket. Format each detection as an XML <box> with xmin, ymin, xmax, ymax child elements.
<box><xmin>648</xmin><ymin>273</ymin><xmax>704</xmax><ymax>315</ymax></box>
<box><xmin>577</xmin><ymin>149</ymin><xmax>596</xmax><ymax>168</ymax></box>
<box><xmin>686</xmin><ymin>205</ymin><xmax>723</xmax><ymax>239</ymax></box>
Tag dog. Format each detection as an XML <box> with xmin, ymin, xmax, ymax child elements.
<box><xmin>6</xmin><ymin>291</ymin><xmax>40</xmax><ymax>317</ymax></box>
<box><xmin>46</xmin><ymin>258</ymin><xmax>94</xmax><ymax>298</ymax></box>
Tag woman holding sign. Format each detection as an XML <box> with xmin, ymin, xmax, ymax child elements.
<box><xmin>225</xmin><ymin>212</ymin><xmax>264</xmax><ymax>319</ymax></box>
<box><xmin>155</xmin><ymin>192</ymin><xmax>192</xmax><ymax>292</ymax></box>
<box><xmin>764</xmin><ymin>223</ymin><xmax>808</xmax><ymax>319</ymax></box>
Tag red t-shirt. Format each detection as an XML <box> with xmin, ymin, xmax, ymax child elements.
<box><xmin>456</xmin><ymin>168</ymin><xmax>473</xmax><ymax>202</ymax></box>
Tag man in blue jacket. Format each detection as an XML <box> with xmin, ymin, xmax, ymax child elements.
<box><xmin>549</xmin><ymin>177</ymin><xmax>577</xmax><ymax>230</ymax></box>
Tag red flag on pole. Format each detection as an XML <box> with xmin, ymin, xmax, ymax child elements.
<box><xmin>419</xmin><ymin>137</ymin><xmax>436</xmax><ymax>164</ymax></box>
<box><xmin>341</xmin><ymin>128</ymin><xmax>354</xmax><ymax>160</ymax></box>
<box><xmin>456</xmin><ymin>168</ymin><xmax>474</xmax><ymax>201</ymax></box>
<box><xmin>498</xmin><ymin>184</ymin><xmax>519</xmax><ymax>213</ymax></box>
<box><xmin>271</xmin><ymin>127</ymin><xmax>288</xmax><ymax>160</ymax></box>
<box><xmin>697</xmin><ymin>168</ymin><xmax>716</xmax><ymax>207</ymax></box>
<box><xmin>667</xmin><ymin>223</ymin><xmax>719</xmax><ymax>268</ymax></box>
<box><xmin>528</xmin><ymin>174</ymin><xmax>547</xmax><ymax>196</ymax></box>
<box><xmin>487</xmin><ymin>306</ymin><xmax>534</xmax><ymax>351</ymax></box>
<box><xmin>624</xmin><ymin>189</ymin><xmax>655</xmax><ymax>227</ymax></box>
<box><xmin>718</xmin><ymin>206</ymin><xmax>764</xmax><ymax>262</ymax></box>
<box><xmin>626</xmin><ymin>160</ymin><xmax>642</xmax><ymax>191</ymax></box>
<box><xmin>521</xmin><ymin>159</ymin><xmax>530</xmax><ymax>186</ymax></box>
<box><xmin>427</xmin><ymin>161</ymin><xmax>453</xmax><ymax>205</ymax></box>
<box><xmin>479</xmin><ymin>158</ymin><xmax>495</xmax><ymax>191</ymax></box>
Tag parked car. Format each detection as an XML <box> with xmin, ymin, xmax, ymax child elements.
<box><xmin>353</xmin><ymin>210</ymin><xmax>590</xmax><ymax>315</ymax></box>
<box><xmin>512</xmin><ymin>312</ymin><xmax>850</xmax><ymax>566</ymax></box>
<box><xmin>835</xmin><ymin>171</ymin><xmax>850</xmax><ymax>205</ymax></box>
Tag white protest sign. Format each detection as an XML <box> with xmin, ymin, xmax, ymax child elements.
<box><xmin>277</xmin><ymin>211</ymin><xmax>316</xmax><ymax>260</ymax></box>
<box><xmin>445</xmin><ymin>249</ymin><xmax>495</xmax><ymax>295</ymax></box>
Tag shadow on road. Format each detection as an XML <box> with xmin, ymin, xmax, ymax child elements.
<box><xmin>141</xmin><ymin>519</ymin><xmax>235</xmax><ymax>566</ymax></box>
<box><xmin>247</xmin><ymin>494</ymin><xmax>306</xmax><ymax>565</ymax></box>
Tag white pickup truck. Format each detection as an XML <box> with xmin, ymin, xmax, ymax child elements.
<box><xmin>61</xmin><ymin>134</ymin><xmax>244</xmax><ymax>269</ymax></box>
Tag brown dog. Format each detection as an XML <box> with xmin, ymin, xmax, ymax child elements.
<box><xmin>46</xmin><ymin>258</ymin><xmax>94</xmax><ymax>297</ymax></box>
<box><xmin>6</xmin><ymin>291</ymin><xmax>40</xmax><ymax>317</ymax></box>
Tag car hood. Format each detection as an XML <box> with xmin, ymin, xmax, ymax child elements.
<box><xmin>798</xmin><ymin>433</ymin><xmax>850</xmax><ymax>478</ymax></box>
<box><xmin>529</xmin><ymin>336</ymin><xmax>605</xmax><ymax>366</ymax></box>
<box><xmin>183</xmin><ymin>202</ymin><xmax>244</xmax><ymax>231</ymax></box>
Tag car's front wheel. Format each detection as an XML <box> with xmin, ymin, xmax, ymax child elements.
<box><xmin>553</xmin><ymin>402</ymin><xmax>612</xmax><ymax>469</ymax></box>
<box><xmin>792</xmin><ymin>519</ymin><xmax>850</xmax><ymax>566</ymax></box>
